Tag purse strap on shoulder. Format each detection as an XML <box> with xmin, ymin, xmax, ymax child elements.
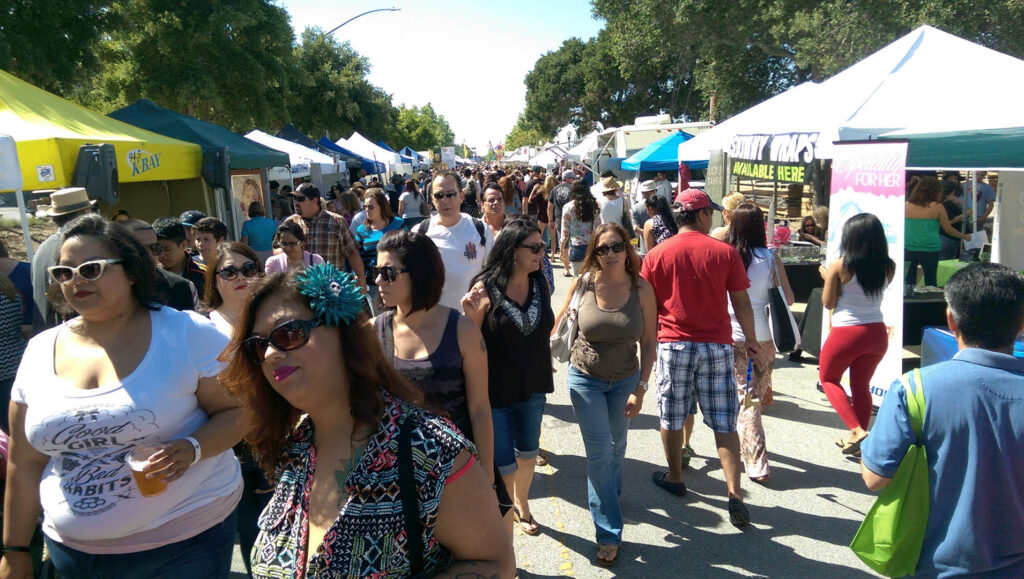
<box><xmin>902</xmin><ymin>368</ymin><xmax>927</xmax><ymax>443</ymax></box>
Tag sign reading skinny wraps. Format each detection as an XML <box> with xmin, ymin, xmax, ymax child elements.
<box><xmin>728</xmin><ymin>133</ymin><xmax>820</xmax><ymax>184</ymax></box>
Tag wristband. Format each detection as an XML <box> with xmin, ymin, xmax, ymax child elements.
<box><xmin>2</xmin><ymin>546</ymin><xmax>30</xmax><ymax>553</ymax></box>
<box><xmin>183</xmin><ymin>436</ymin><xmax>202</xmax><ymax>465</ymax></box>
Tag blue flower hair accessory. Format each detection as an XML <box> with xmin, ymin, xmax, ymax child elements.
<box><xmin>297</xmin><ymin>263</ymin><xmax>365</xmax><ymax>327</ymax></box>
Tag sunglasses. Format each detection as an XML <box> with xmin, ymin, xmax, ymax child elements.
<box><xmin>48</xmin><ymin>259</ymin><xmax>124</xmax><ymax>284</ymax></box>
<box><xmin>217</xmin><ymin>262</ymin><xmax>260</xmax><ymax>280</ymax></box>
<box><xmin>371</xmin><ymin>265</ymin><xmax>410</xmax><ymax>283</ymax></box>
<box><xmin>594</xmin><ymin>241</ymin><xmax>627</xmax><ymax>256</ymax></box>
<box><xmin>278</xmin><ymin>241</ymin><xmax>300</xmax><ymax>248</ymax></box>
<box><xmin>518</xmin><ymin>242</ymin><xmax>546</xmax><ymax>254</ymax></box>
<box><xmin>432</xmin><ymin>191</ymin><xmax>458</xmax><ymax>200</ymax></box>
<box><xmin>242</xmin><ymin>318</ymin><xmax>322</xmax><ymax>364</ymax></box>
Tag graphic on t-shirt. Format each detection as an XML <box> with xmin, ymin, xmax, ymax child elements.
<box><xmin>464</xmin><ymin>241</ymin><xmax>478</xmax><ymax>261</ymax></box>
<box><xmin>34</xmin><ymin>405</ymin><xmax>159</xmax><ymax>516</ymax></box>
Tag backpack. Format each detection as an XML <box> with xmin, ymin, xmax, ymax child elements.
<box><xmin>416</xmin><ymin>215</ymin><xmax>488</xmax><ymax>248</ymax></box>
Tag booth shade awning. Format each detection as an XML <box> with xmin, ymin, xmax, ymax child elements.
<box><xmin>0</xmin><ymin>69</ymin><xmax>201</xmax><ymax>192</ymax></box>
<box><xmin>109</xmin><ymin>99</ymin><xmax>288</xmax><ymax>170</ymax></box>
<box><xmin>621</xmin><ymin>130</ymin><xmax>694</xmax><ymax>171</ymax></box>
<box><xmin>879</xmin><ymin>127</ymin><xmax>1024</xmax><ymax>169</ymax></box>
<box><xmin>317</xmin><ymin>138</ymin><xmax>386</xmax><ymax>174</ymax></box>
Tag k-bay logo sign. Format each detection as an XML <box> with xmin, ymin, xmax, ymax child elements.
<box><xmin>728</xmin><ymin>133</ymin><xmax>819</xmax><ymax>183</ymax></box>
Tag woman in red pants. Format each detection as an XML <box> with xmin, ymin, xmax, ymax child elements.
<box><xmin>819</xmin><ymin>213</ymin><xmax>895</xmax><ymax>455</ymax></box>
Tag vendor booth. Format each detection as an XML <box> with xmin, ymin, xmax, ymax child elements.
<box><xmin>621</xmin><ymin>130</ymin><xmax>694</xmax><ymax>172</ymax></box>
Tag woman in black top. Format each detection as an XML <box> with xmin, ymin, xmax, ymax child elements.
<box><xmin>463</xmin><ymin>216</ymin><xmax>554</xmax><ymax>536</ymax></box>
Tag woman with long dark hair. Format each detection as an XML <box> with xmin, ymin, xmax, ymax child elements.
<box><xmin>355</xmin><ymin>189</ymin><xmax>406</xmax><ymax>315</ymax></box>
<box><xmin>819</xmin><ymin>213</ymin><xmax>895</xmax><ymax>455</ymax></box>
<box><xmin>552</xmin><ymin>222</ymin><xmax>657</xmax><ymax>566</ymax></box>
<box><xmin>642</xmin><ymin>194</ymin><xmax>679</xmax><ymax>251</ymax></box>
<box><xmin>462</xmin><ymin>217</ymin><xmax>554</xmax><ymax>537</ymax></box>
<box><xmin>724</xmin><ymin>204</ymin><xmax>794</xmax><ymax>482</ymax></box>
<box><xmin>220</xmin><ymin>265</ymin><xmax>513</xmax><ymax>578</ymax></box>
<box><xmin>560</xmin><ymin>181</ymin><xmax>602</xmax><ymax>276</ymax></box>
<box><xmin>265</xmin><ymin>221</ymin><xmax>324</xmax><ymax>274</ymax></box>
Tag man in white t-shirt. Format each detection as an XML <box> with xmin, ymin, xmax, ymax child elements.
<box><xmin>653</xmin><ymin>171</ymin><xmax>675</xmax><ymax>205</ymax></box>
<box><xmin>416</xmin><ymin>172</ymin><xmax>494</xmax><ymax>309</ymax></box>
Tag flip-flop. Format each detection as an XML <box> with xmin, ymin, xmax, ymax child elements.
<box><xmin>512</xmin><ymin>507</ymin><xmax>540</xmax><ymax>535</ymax></box>
<box><xmin>841</xmin><ymin>438</ymin><xmax>864</xmax><ymax>455</ymax></box>
<box><xmin>596</xmin><ymin>544</ymin><xmax>619</xmax><ymax>567</ymax></box>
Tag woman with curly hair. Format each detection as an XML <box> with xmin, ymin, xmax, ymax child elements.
<box><xmin>220</xmin><ymin>265</ymin><xmax>512</xmax><ymax>578</ymax></box>
<box><xmin>560</xmin><ymin>180</ymin><xmax>602</xmax><ymax>276</ymax></box>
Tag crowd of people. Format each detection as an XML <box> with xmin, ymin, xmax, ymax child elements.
<box><xmin>0</xmin><ymin>161</ymin><xmax>1021</xmax><ymax>578</ymax></box>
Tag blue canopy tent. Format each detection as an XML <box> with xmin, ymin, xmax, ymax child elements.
<box><xmin>399</xmin><ymin>146</ymin><xmax>426</xmax><ymax>166</ymax></box>
<box><xmin>621</xmin><ymin>130</ymin><xmax>696</xmax><ymax>171</ymax></box>
<box><xmin>318</xmin><ymin>137</ymin><xmax>385</xmax><ymax>175</ymax></box>
<box><xmin>377</xmin><ymin>140</ymin><xmax>415</xmax><ymax>164</ymax></box>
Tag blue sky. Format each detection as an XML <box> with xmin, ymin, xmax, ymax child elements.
<box><xmin>277</xmin><ymin>0</ymin><xmax>603</xmax><ymax>151</ymax></box>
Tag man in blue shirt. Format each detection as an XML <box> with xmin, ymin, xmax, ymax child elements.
<box><xmin>861</xmin><ymin>262</ymin><xmax>1024</xmax><ymax>577</ymax></box>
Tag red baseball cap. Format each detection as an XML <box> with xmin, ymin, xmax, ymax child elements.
<box><xmin>675</xmin><ymin>188</ymin><xmax>723</xmax><ymax>211</ymax></box>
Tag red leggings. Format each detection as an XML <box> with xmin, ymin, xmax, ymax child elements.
<box><xmin>819</xmin><ymin>322</ymin><xmax>888</xmax><ymax>430</ymax></box>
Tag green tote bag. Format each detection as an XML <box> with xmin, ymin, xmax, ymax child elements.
<box><xmin>850</xmin><ymin>368</ymin><xmax>929</xmax><ymax>577</ymax></box>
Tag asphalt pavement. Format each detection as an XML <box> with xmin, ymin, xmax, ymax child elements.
<box><xmin>230</xmin><ymin>260</ymin><xmax>881</xmax><ymax>578</ymax></box>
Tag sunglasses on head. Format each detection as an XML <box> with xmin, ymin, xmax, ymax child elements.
<box><xmin>432</xmin><ymin>191</ymin><xmax>458</xmax><ymax>200</ymax></box>
<box><xmin>371</xmin><ymin>265</ymin><xmax>409</xmax><ymax>283</ymax></box>
<box><xmin>518</xmin><ymin>242</ymin><xmax>546</xmax><ymax>254</ymax></box>
<box><xmin>48</xmin><ymin>258</ymin><xmax>124</xmax><ymax>283</ymax></box>
<box><xmin>594</xmin><ymin>241</ymin><xmax>627</xmax><ymax>256</ymax></box>
<box><xmin>242</xmin><ymin>318</ymin><xmax>322</xmax><ymax>364</ymax></box>
<box><xmin>217</xmin><ymin>262</ymin><xmax>260</xmax><ymax>280</ymax></box>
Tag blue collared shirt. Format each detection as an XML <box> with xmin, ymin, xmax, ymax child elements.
<box><xmin>862</xmin><ymin>348</ymin><xmax>1024</xmax><ymax>577</ymax></box>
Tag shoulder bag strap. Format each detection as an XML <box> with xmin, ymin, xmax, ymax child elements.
<box><xmin>398</xmin><ymin>415</ymin><xmax>424</xmax><ymax>576</ymax></box>
<box><xmin>905</xmin><ymin>368</ymin><xmax>927</xmax><ymax>443</ymax></box>
<box><xmin>769</xmin><ymin>249</ymin><xmax>782</xmax><ymax>288</ymax></box>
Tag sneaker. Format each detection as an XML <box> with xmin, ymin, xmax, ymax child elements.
<box><xmin>681</xmin><ymin>445</ymin><xmax>695</xmax><ymax>469</ymax></box>
<box><xmin>728</xmin><ymin>497</ymin><xmax>750</xmax><ymax>527</ymax></box>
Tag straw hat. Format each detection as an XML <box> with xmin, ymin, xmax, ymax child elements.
<box><xmin>48</xmin><ymin>187</ymin><xmax>97</xmax><ymax>216</ymax></box>
<box><xmin>601</xmin><ymin>175</ymin><xmax>623</xmax><ymax>193</ymax></box>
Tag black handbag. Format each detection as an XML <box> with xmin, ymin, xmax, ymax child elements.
<box><xmin>767</xmin><ymin>251</ymin><xmax>801</xmax><ymax>353</ymax></box>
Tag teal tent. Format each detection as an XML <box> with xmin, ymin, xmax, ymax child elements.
<box><xmin>621</xmin><ymin>131</ymin><xmax>694</xmax><ymax>171</ymax></box>
<box><xmin>879</xmin><ymin>127</ymin><xmax>1024</xmax><ymax>169</ymax></box>
<box><xmin>109</xmin><ymin>99</ymin><xmax>289</xmax><ymax>168</ymax></box>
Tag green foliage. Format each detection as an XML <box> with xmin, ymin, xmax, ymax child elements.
<box><xmin>523</xmin><ymin>38</ymin><xmax>587</xmax><ymax>135</ymax></box>
<box><xmin>505</xmin><ymin>113</ymin><xmax>550</xmax><ymax>150</ymax></box>
<box><xmin>392</xmin><ymin>104</ymin><xmax>455</xmax><ymax>152</ymax></box>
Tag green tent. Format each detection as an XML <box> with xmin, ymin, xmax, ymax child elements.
<box><xmin>880</xmin><ymin>127</ymin><xmax>1024</xmax><ymax>169</ymax></box>
<box><xmin>109</xmin><ymin>99</ymin><xmax>289</xmax><ymax>169</ymax></box>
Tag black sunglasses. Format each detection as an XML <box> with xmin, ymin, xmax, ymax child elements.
<box><xmin>217</xmin><ymin>262</ymin><xmax>260</xmax><ymax>280</ymax></box>
<box><xmin>518</xmin><ymin>242</ymin><xmax>546</xmax><ymax>254</ymax></box>
<box><xmin>594</xmin><ymin>241</ymin><xmax>627</xmax><ymax>256</ymax></box>
<box><xmin>371</xmin><ymin>265</ymin><xmax>409</xmax><ymax>283</ymax></box>
<box><xmin>432</xmin><ymin>191</ymin><xmax>458</xmax><ymax>200</ymax></box>
<box><xmin>242</xmin><ymin>318</ymin><xmax>322</xmax><ymax>364</ymax></box>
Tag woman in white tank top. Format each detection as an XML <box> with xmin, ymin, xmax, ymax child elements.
<box><xmin>819</xmin><ymin>213</ymin><xmax>895</xmax><ymax>456</ymax></box>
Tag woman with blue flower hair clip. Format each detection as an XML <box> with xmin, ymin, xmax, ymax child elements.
<box><xmin>220</xmin><ymin>264</ymin><xmax>513</xmax><ymax>578</ymax></box>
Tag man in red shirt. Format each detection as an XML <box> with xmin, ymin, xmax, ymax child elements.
<box><xmin>640</xmin><ymin>189</ymin><xmax>759</xmax><ymax>527</ymax></box>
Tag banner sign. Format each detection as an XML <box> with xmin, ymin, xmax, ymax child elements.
<box><xmin>728</xmin><ymin>132</ymin><xmax>819</xmax><ymax>184</ymax></box>
<box><xmin>441</xmin><ymin>147</ymin><xmax>455</xmax><ymax>168</ymax></box>
<box><xmin>823</xmin><ymin>141</ymin><xmax>908</xmax><ymax>405</ymax></box>
<box><xmin>992</xmin><ymin>171</ymin><xmax>1024</xmax><ymax>273</ymax></box>
<box><xmin>705</xmin><ymin>150</ymin><xmax>728</xmax><ymax>228</ymax></box>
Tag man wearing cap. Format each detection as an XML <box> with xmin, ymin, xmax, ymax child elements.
<box><xmin>153</xmin><ymin>217</ymin><xmax>207</xmax><ymax>298</ymax></box>
<box><xmin>547</xmin><ymin>170</ymin><xmax>577</xmax><ymax>254</ymax></box>
<box><xmin>30</xmin><ymin>187</ymin><xmax>98</xmax><ymax>330</ymax></box>
<box><xmin>179</xmin><ymin>210</ymin><xmax>206</xmax><ymax>247</ymax></box>
<box><xmin>640</xmin><ymin>188</ymin><xmax>760</xmax><ymax>527</ymax></box>
<box><xmin>120</xmin><ymin>219</ymin><xmax>197</xmax><ymax>311</ymax></box>
<box><xmin>631</xmin><ymin>180</ymin><xmax>659</xmax><ymax>256</ymax></box>
<box><xmin>283</xmin><ymin>183</ymin><xmax>366</xmax><ymax>291</ymax></box>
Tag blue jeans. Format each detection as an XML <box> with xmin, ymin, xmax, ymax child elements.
<box><xmin>45</xmin><ymin>510</ymin><xmax>237</xmax><ymax>579</ymax></box>
<box><xmin>568</xmin><ymin>365</ymin><xmax>639</xmax><ymax>546</ymax></box>
<box><xmin>491</xmin><ymin>392</ymin><xmax>547</xmax><ymax>475</ymax></box>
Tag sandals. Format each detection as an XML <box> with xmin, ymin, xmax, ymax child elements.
<box><xmin>535</xmin><ymin>450</ymin><xmax>548</xmax><ymax>467</ymax></box>
<box><xmin>596</xmin><ymin>544</ymin><xmax>619</xmax><ymax>567</ymax></box>
<box><xmin>836</xmin><ymin>436</ymin><xmax>867</xmax><ymax>455</ymax></box>
<box><xmin>512</xmin><ymin>507</ymin><xmax>540</xmax><ymax>535</ymax></box>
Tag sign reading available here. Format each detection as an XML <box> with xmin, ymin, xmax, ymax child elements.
<box><xmin>727</xmin><ymin>132</ymin><xmax>819</xmax><ymax>183</ymax></box>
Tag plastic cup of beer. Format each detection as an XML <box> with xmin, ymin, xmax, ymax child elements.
<box><xmin>126</xmin><ymin>445</ymin><xmax>167</xmax><ymax>497</ymax></box>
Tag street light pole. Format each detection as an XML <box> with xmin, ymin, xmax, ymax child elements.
<box><xmin>324</xmin><ymin>7</ymin><xmax>401</xmax><ymax>36</ymax></box>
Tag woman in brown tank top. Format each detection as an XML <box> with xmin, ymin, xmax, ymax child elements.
<box><xmin>552</xmin><ymin>223</ymin><xmax>658</xmax><ymax>567</ymax></box>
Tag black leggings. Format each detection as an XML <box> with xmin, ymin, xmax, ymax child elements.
<box><xmin>905</xmin><ymin>249</ymin><xmax>940</xmax><ymax>286</ymax></box>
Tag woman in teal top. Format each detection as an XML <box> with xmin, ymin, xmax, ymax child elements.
<box><xmin>355</xmin><ymin>188</ymin><xmax>406</xmax><ymax>313</ymax></box>
<box><xmin>240</xmin><ymin>201</ymin><xmax>279</xmax><ymax>263</ymax></box>
<box><xmin>905</xmin><ymin>176</ymin><xmax>971</xmax><ymax>288</ymax></box>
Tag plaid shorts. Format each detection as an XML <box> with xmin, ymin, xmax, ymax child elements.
<box><xmin>656</xmin><ymin>341</ymin><xmax>739</xmax><ymax>433</ymax></box>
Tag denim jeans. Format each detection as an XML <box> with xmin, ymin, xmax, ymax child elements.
<box><xmin>567</xmin><ymin>365</ymin><xmax>639</xmax><ymax>546</ymax></box>
<box><xmin>491</xmin><ymin>392</ymin><xmax>547</xmax><ymax>475</ymax></box>
<box><xmin>45</xmin><ymin>510</ymin><xmax>237</xmax><ymax>579</ymax></box>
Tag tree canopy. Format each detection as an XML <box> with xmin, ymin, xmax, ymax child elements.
<box><xmin>0</xmin><ymin>1</ymin><xmax>457</xmax><ymax>150</ymax></box>
<box><xmin>509</xmin><ymin>0</ymin><xmax>1024</xmax><ymax>144</ymax></box>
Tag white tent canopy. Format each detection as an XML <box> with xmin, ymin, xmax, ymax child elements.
<box><xmin>566</xmin><ymin>131</ymin><xmax>600</xmax><ymax>162</ymax></box>
<box><xmin>337</xmin><ymin>132</ymin><xmax>402</xmax><ymax>170</ymax></box>
<box><xmin>1</xmin><ymin>134</ymin><xmax>33</xmax><ymax>259</ymax></box>
<box><xmin>244</xmin><ymin>130</ymin><xmax>337</xmax><ymax>174</ymax></box>
<box><xmin>679</xmin><ymin>25</ymin><xmax>1024</xmax><ymax>167</ymax></box>
<box><xmin>528</xmin><ymin>146</ymin><xmax>564</xmax><ymax>169</ymax></box>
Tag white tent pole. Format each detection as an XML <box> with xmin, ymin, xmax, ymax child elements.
<box><xmin>15</xmin><ymin>188</ymin><xmax>33</xmax><ymax>261</ymax></box>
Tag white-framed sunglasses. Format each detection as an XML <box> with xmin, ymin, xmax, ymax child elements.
<box><xmin>48</xmin><ymin>258</ymin><xmax>124</xmax><ymax>284</ymax></box>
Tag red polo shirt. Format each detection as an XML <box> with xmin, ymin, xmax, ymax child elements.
<box><xmin>640</xmin><ymin>231</ymin><xmax>750</xmax><ymax>344</ymax></box>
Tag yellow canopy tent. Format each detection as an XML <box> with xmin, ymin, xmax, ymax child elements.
<box><xmin>0</xmin><ymin>69</ymin><xmax>201</xmax><ymax>192</ymax></box>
